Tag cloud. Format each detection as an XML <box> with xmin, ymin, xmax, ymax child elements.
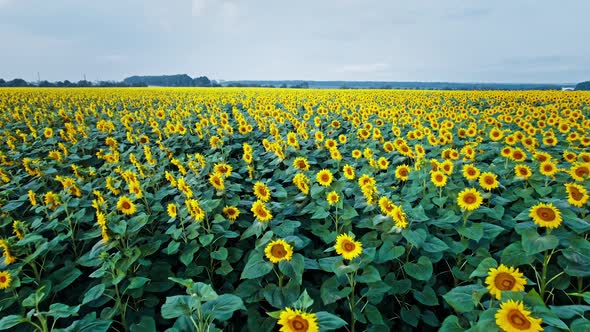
<box><xmin>336</xmin><ymin>63</ymin><xmax>389</xmax><ymax>74</ymax></box>
<box><xmin>191</xmin><ymin>0</ymin><xmax>210</xmax><ymax>16</ymax></box>
<box><xmin>444</xmin><ymin>7</ymin><xmax>492</xmax><ymax>20</ymax></box>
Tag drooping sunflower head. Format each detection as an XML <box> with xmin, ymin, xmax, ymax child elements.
<box><xmin>570</xmin><ymin>163</ymin><xmax>590</xmax><ymax>182</ymax></box>
<box><xmin>479</xmin><ymin>172</ymin><xmax>499</xmax><ymax>191</ymax></box>
<box><xmin>457</xmin><ymin>188</ymin><xmax>484</xmax><ymax>211</ymax></box>
<box><xmin>529</xmin><ymin>202</ymin><xmax>562</xmax><ymax>229</ymax></box>
<box><xmin>253</xmin><ymin>182</ymin><xmax>271</xmax><ymax>202</ymax></box>
<box><xmin>564</xmin><ymin>183</ymin><xmax>589</xmax><ymax>208</ymax></box>
<box><xmin>334</xmin><ymin>233</ymin><xmax>363</xmax><ymax>261</ymax></box>
<box><xmin>316</xmin><ymin>169</ymin><xmax>333</xmax><ymax>187</ymax></box>
<box><xmin>495</xmin><ymin>300</ymin><xmax>543</xmax><ymax>332</ymax></box>
<box><xmin>277</xmin><ymin>307</ymin><xmax>319</xmax><ymax>332</ymax></box>
<box><xmin>485</xmin><ymin>264</ymin><xmax>527</xmax><ymax>300</ymax></box>
<box><xmin>326</xmin><ymin>191</ymin><xmax>340</xmax><ymax>205</ymax></box>
<box><xmin>431</xmin><ymin>170</ymin><xmax>448</xmax><ymax>187</ymax></box>
<box><xmin>264</xmin><ymin>239</ymin><xmax>294</xmax><ymax>264</ymax></box>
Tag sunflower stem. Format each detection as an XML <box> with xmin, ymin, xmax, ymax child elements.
<box><xmin>539</xmin><ymin>249</ymin><xmax>553</xmax><ymax>302</ymax></box>
<box><xmin>346</xmin><ymin>271</ymin><xmax>357</xmax><ymax>332</ymax></box>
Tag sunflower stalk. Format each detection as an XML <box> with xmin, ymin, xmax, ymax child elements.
<box><xmin>346</xmin><ymin>271</ymin><xmax>358</xmax><ymax>332</ymax></box>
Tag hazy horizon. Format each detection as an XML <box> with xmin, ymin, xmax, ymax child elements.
<box><xmin>1</xmin><ymin>0</ymin><xmax>589</xmax><ymax>84</ymax></box>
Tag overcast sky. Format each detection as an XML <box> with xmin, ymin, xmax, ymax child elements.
<box><xmin>1</xmin><ymin>0</ymin><xmax>588</xmax><ymax>83</ymax></box>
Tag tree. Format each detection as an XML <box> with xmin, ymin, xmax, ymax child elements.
<box><xmin>575</xmin><ymin>81</ymin><xmax>590</xmax><ymax>90</ymax></box>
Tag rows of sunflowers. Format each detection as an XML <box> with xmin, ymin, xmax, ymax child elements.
<box><xmin>0</xmin><ymin>87</ymin><xmax>589</xmax><ymax>331</ymax></box>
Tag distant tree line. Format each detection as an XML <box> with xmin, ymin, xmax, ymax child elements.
<box><xmin>0</xmin><ymin>78</ymin><xmax>147</xmax><ymax>87</ymax></box>
<box><xmin>575</xmin><ymin>81</ymin><xmax>590</xmax><ymax>90</ymax></box>
<box><xmin>123</xmin><ymin>74</ymin><xmax>220</xmax><ymax>87</ymax></box>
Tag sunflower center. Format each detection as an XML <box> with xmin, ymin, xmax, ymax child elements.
<box><xmin>257</xmin><ymin>208</ymin><xmax>267</xmax><ymax>218</ymax></box>
<box><xmin>343</xmin><ymin>240</ymin><xmax>356</xmax><ymax>252</ymax></box>
<box><xmin>122</xmin><ymin>201</ymin><xmax>131</xmax><ymax>210</ymax></box>
<box><xmin>576</xmin><ymin>167</ymin><xmax>589</xmax><ymax>177</ymax></box>
<box><xmin>494</xmin><ymin>272</ymin><xmax>516</xmax><ymax>290</ymax></box>
<box><xmin>463</xmin><ymin>193</ymin><xmax>476</xmax><ymax>204</ymax></box>
<box><xmin>569</xmin><ymin>187</ymin><xmax>583</xmax><ymax>201</ymax></box>
<box><xmin>507</xmin><ymin>309</ymin><xmax>531</xmax><ymax>330</ymax></box>
<box><xmin>536</xmin><ymin>207</ymin><xmax>555</xmax><ymax>222</ymax></box>
<box><xmin>436</xmin><ymin>175</ymin><xmax>443</xmax><ymax>181</ymax></box>
<box><xmin>543</xmin><ymin>165</ymin><xmax>553</xmax><ymax>172</ymax></box>
<box><xmin>519</xmin><ymin>169</ymin><xmax>528</xmax><ymax>176</ymax></box>
<box><xmin>321</xmin><ymin>174</ymin><xmax>329</xmax><ymax>182</ymax></box>
<box><xmin>271</xmin><ymin>244</ymin><xmax>287</xmax><ymax>258</ymax></box>
<box><xmin>514</xmin><ymin>152</ymin><xmax>523</xmax><ymax>159</ymax></box>
<box><xmin>0</xmin><ymin>275</ymin><xmax>6</xmax><ymax>283</ymax></box>
<box><xmin>290</xmin><ymin>316</ymin><xmax>309</xmax><ymax>331</ymax></box>
<box><xmin>468</xmin><ymin>169</ymin><xmax>476</xmax><ymax>176</ymax></box>
<box><xmin>485</xmin><ymin>177</ymin><xmax>494</xmax><ymax>185</ymax></box>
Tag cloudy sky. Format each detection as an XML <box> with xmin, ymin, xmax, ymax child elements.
<box><xmin>1</xmin><ymin>0</ymin><xmax>588</xmax><ymax>83</ymax></box>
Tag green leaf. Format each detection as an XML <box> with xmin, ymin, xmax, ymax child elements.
<box><xmin>279</xmin><ymin>253</ymin><xmax>304</xmax><ymax>285</ymax></box>
<box><xmin>82</xmin><ymin>284</ymin><xmax>106</xmax><ymax>304</ymax></box>
<box><xmin>423</xmin><ymin>236</ymin><xmax>449</xmax><ymax>253</ymax></box>
<box><xmin>130</xmin><ymin>316</ymin><xmax>156</xmax><ymax>332</ymax></box>
<box><xmin>316</xmin><ymin>311</ymin><xmax>347</xmax><ymax>330</ymax></box>
<box><xmin>52</xmin><ymin>267</ymin><xmax>82</xmax><ymax>292</ymax></box>
<box><xmin>320</xmin><ymin>276</ymin><xmax>351</xmax><ymax>305</ymax></box>
<box><xmin>0</xmin><ymin>315</ymin><xmax>24</xmax><ymax>330</ymax></box>
<box><xmin>501</xmin><ymin>243</ymin><xmax>534</xmax><ymax>266</ymax></box>
<box><xmin>161</xmin><ymin>295</ymin><xmax>194</xmax><ymax>319</ymax></box>
<box><xmin>199</xmin><ymin>234</ymin><xmax>215</xmax><ymax>246</ymax></box>
<box><xmin>401</xmin><ymin>305</ymin><xmax>420</xmax><ymax>327</ymax></box>
<box><xmin>311</xmin><ymin>207</ymin><xmax>330</xmax><ymax>219</ymax></box>
<box><xmin>521</xmin><ymin>229</ymin><xmax>559</xmax><ymax>255</ymax></box>
<box><xmin>127</xmin><ymin>277</ymin><xmax>150</xmax><ymax>290</ymax></box>
<box><xmin>469</xmin><ymin>257</ymin><xmax>498</xmax><ymax>278</ymax></box>
<box><xmin>46</xmin><ymin>303</ymin><xmax>80</xmax><ymax>319</ymax></box>
<box><xmin>211</xmin><ymin>247</ymin><xmax>228</xmax><ymax>261</ymax></box>
<box><xmin>442</xmin><ymin>285</ymin><xmax>487</xmax><ymax>313</ymax></box>
<box><xmin>356</xmin><ymin>265</ymin><xmax>381</xmax><ymax>283</ymax></box>
<box><xmin>364</xmin><ymin>304</ymin><xmax>384</xmax><ymax>325</ymax></box>
<box><xmin>340</xmin><ymin>205</ymin><xmax>358</xmax><ymax>220</ymax></box>
<box><xmin>549</xmin><ymin>305</ymin><xmax>590</xmax><ymax>319</ymax></box>
<box><xmin>404</xmin><ymin>256</ymin><xmax>433</xmax><ymax>281</ymax></box>
<box><xmin>202</xmin><ymin>294</ymin><xmax>245</xmax><ymax>321</ymax></box>
<box><xmin>180</xmin><ymin>241</ymin><xmax>200</xmax><ymax>266</ymax></box>
<box><xmin>414</xmin><ymin>286</ymin><xmax>439</xmax><ymax>306</ymax></box>
<box><xmin>241</xmin><ymin>253</ymin><xmax>273</xmax><ymax>279</ymax></box>
<box><xmin>457</xmin><ymin>223</ymin><xmax>484</xmax><ymax>241</ymax></box>
<box><xmin>293</xmin><ymin>289</ymin><xmax>314</xmax><ymax>309</ymax></box>
<box><xmin>402</xmin><ymin>228</ymin><xmax>427</xmax><ymax>248</ymax></box>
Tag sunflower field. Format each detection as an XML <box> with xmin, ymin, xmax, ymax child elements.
<box><xmin>0</xmin><ymin>87</ymin><xmax>589</xmax><ymax>332</ymax></box>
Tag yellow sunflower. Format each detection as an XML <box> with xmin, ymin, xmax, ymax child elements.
<box><xmin>495</xmin><ymin>300</ymin><xmax>543</xmax><ymax>332</ymax></box>
<box><xmin>117</xmin><ymin>196</ymin><xmax>136</xmax><ymax>215</ymax></box>
<box><xmin>277</xmin><ymin>308</ymin><xmax>319</xmax><ymax>332</ymax></box>
<box><xmin>251</xmin><ymin>200</ymin><xmax>273</xmax><ymax>222</ymax></box>
<box><xmin>316</xmin><ymin>169</ymin><xmax>333</xmax><ymax>187</ymax></box>
<box><xmin>0</xmin><ymin>271</ymin><xmax>11</xmax><ymax>290</ymax></box>
<box><xmin>564</xmin><ymin>183</ymin><xmax>589</xmax><ymax>208</ymax></box>
<box><xmin>462</xmin><ymin>164</ymin><xmax>481</xmax><ymax>181</ymax></box>
<box><xmin>223</xmin><ymin>205</ymin><xmax>240</xmax><ymax>222</ymax></box>
<box><xmin>334</xmin><ymin>233</ymin><xmax>363</xmax><ymax>261</ymax></box>
<box><xmin>570</xmin><ymin>163</ymin><xmax>590</xmax><ymax>182</ymax></box>
<box><xmin>514</xmin><ymin>165</ymin><xmax>532</xmax><ymax>180</ymax></box>
<box><xmin>213</xmin><ymin>162</ymin><xmax>232</xmax><ymax>177</ymax></box>
<box><xmin>431</xmin><ymin>171</ymin><xmax>448</xmax><ymax>187</ymax></box>
<box><xmin>264</xmin><ymin>239</ymin><xmax>294</xmax><ymax>263</ymax></box>
<box><xmin>529</xmin><ymin>202</ymin><xmax>562</xmax><ymax>229</ymax></box>
<box><xmin>253</xmin><ymin>182</ymin><xmax>271</xmax><ymax>202</ymax></box>
<box><xmin>326</xmin><ymin>191</ymin><xmax>340</xmax><ymax>205</ymax></box>
<box><xmin>28</xmin><ymin>189</ymin><xmax>37</xmax><ymax>206</ymax></box>
<box><xmin>395</xmin><ymin>165</ymin><xmax>411</xmax><ymax>181</ymax></box>
<box><xmin>342</xmin><ymin>164</ymin><xmax>355</xmax><ymax>180</ymax></box>
<box><xmin>485</xmin><ymin>264</ymin><xmax>527</xmax><ymax>300</ymax></box>
<box><xmin>167</xmin><ymin>203</ymin><xmax>177</xmax><ymax>218</ymax></box>
<box><xmin>479</xmin><ymin>172</ymin><xmax>499</xmax><ymax>191</ymax></box>
<box><xmin>209</xmin><ymin>173</ymin><xmax>225</xmax><ymax>191</ymax></box>
<box><xmin>377</xmin><ymin>157</ymin><xmax>389</xmax><ymax>170</ymax></box>
<box><xmin>392</xmin><ymin>206</ymin><xmax>409</xmax><ymax>229</ymax></box>
<box><xmin>440</xmin><ymin>160</ymin><xmax>454</xmax><ymax>175</ymax></box>
<box><xmin>293</xmin><ymin>157</ymin><xmax>310</xmax><ymax>171</ymax></box>
<box><xmin>457</xmin><ymin>188</ymin><xmax>484</xmax><ymax>211</ymax></box>
<box><xmin>539</xmin><ymin>161</ymin><xmax>557</xmax><ymax>177</ymax></box>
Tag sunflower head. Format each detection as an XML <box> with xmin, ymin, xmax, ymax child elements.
<box><xmin>167</xmin><ymin>203</ymin><xmax>177</xmax><ymax>218</ymax></box>
<box><xmin>334</xmin><ymin>233</ymin><xmax>363</xmax><ymax>261</ymax></box>
<box><xmin>316</xmin><ymin>169</ymin><xmax>333</xmax><ymax>187</ymax></box>
<box><xmin>117</xmin><ymin>196</ymin><xmax>136</xmax><ymax>215</ymax></box>
<box><xmin>395</xmin><ymin>165</ymin><xmax>411</xmax><ymax>181</ymax></box>
<box><xmin>223</xmin><ymin>205</ymin><xmax>240</xmax><ymax>222</ymax></box>
<box><xmin>431</xmin><ymin>171</ymin><xmax>448</xmax><ymax>187</ymax></box>
<box><xmin>485</xmin><ymin>264</ymin><xmax>527</xmax><ymax>300</ymax></box>
<box><xmin>495</xmin><ymin>300</ymin><xmax>543</xmax><ymax>332</ymax></box>
<box><xmin>343</xmin><ymin>165</ymin><xmax>355</xmax><ymax>180</ymax></box>
<box><xmin>277</xmin><ymin>308</ymin><xmax>319</xmax><ymax>332</ymax></box>
<box><xmin>529</xmin><ymin>202</ymin><xmax>562</xmax><ymax>229</ymax></box>
<box><xmin>251</xmin><ymin>200</ymin><xmax>273</xmax><ymax>222</ymax></box>
<box><xmin>462</xmin><ymin>164</ymin><xmax>481</xmax><ymax>181</ymax></box>
<box><xmin>0</xmin><ymin>271</ymin><xmax>12</xmax><ymax>290</ymax></box>
<box><xmin>539</xmin><ymin>161</ymin><xmax>557</xmax><ymax>177</ymax></box>
<box><xmin>293</xmin><ymin>157</ymin><xmax>310</xmax><ymax>171</ymax></box>
<box><xmin>514</xmin><ymin>165</ymin><xmax>532</xmax><ymax>180</ymax></box>
<box><xmin>479</xmin><ymin>172</ymin><xmax>499</xmax><ymax>191</ymax></box>
<box><xmin>457</xmin><ymin>188</ymin><xmax>484</xmax><ymax>211</ymax></box>
<box><xmin>253</xmin><ymin>182</ymin><xmax>271</xmax><ymax>202</ymax></box>
<box><xmin>326</xmin><ymin>191</ymin><xmax>340</xmax><ymax>205</ymax></box>
<box><xmin>264</xmin><ymin>239</ymin><xmax>294</xmax><ymax>264</ymax></box>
